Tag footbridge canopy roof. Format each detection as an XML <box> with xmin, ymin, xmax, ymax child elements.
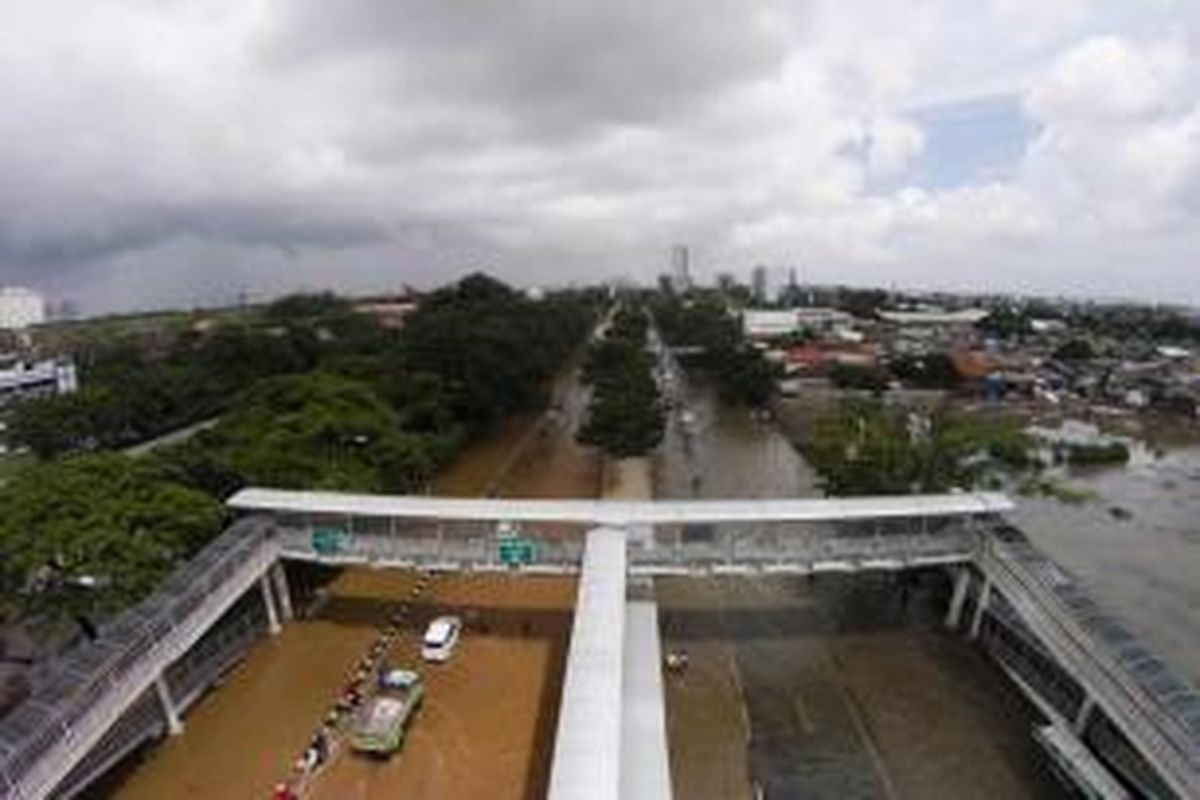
<box><xmin>227</xmin><ymin>488</ymin><xmax>1013</xmax><ymax>525</ymax></box>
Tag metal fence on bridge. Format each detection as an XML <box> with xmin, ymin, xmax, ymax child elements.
<box><xmin>270</xmin><ymin>513</ymin><xmax>977</xmax><ymax>575</ymax></box>
<box><xmin>981</xmin><ymin>523</ymin><xmax>1200</xmax><ymax>798</ymax></box>
<box><xmin>0</xmin><ymin>518</ymin><xmax>273</xmax><ymax>798</ymax></box>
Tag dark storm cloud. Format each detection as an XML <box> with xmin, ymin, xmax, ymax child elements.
<box><xmin>264</xmin><ymin>0</ymin><xmax>799</xmax><ymax>134</ymax></box>
<box><xmin>0</xmin><ymin>200</ymin><xmax>387</xmax><ymax>266</ymax></box>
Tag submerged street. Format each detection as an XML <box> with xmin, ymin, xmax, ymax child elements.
<box><xmin>654</xmin><ymin>376</ymin><xmax>1064</xmax><ymax>799</ymax></box>
<box><xmin>92</xmin><ymin>361</ymin><xmax>1063</xmax><ymax>800</ymax></box>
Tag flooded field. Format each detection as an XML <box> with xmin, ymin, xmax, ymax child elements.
<box><xmin>657</xmin><ymin>376</ymin><xmax>1064</xmax><ymax>799</ymax></box>
<box><xmin>1012</xmin><ymin>443</ymin><xmax>1200</xmax><ymax>688</ymax></box>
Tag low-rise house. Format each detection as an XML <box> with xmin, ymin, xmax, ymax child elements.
<box><xmin>743</xmin><ymin>307</ymin><xmax>854</xmax><ymax>340</ymax></box>
<box><xmin>352</xmin><ymin>294</ymin><xmax>418</xmax><ymax>329</ymax></box>
<box><xmin>0</xmin><ymin>357</ymin><xmax>78</xmax><ymax>409</ymax></box>
<box><xmin>785</xmin><ymin>342</ymin><xmax>878</xmax><ymax>374</ymax></box>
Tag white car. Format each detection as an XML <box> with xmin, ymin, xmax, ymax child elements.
<box><xmin>421</xmin><ymin>616</ymin><xmax>462</xmax><ymax>662</ymax></box>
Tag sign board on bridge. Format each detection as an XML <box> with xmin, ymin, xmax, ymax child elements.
<box><xmin>312</xmin><ymin>527</ymin><xmax>348</xmax><ymax>555</ymax></box>
<box><xmin>498</xmin><ymin>537</ymin><xmax>537</xmax><ymax>566</ymax></box>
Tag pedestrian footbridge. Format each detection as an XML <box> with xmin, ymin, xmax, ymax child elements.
<box><xmin>229</xmin><ymin>488</ymin><xmax>996</xmax><ymax>576</ymax></box>
<box><xmin>0</xmin><ymin>490</ymin><xmax>1197</xmax><ymax>800</ymax></box>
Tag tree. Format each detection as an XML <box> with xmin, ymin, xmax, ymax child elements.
<box><xmin>400</xmin><ymin>274</ymin><xmax>595</xmax><ymax>433</ymax></box>
<box><xmin>208</xmin><ymin>372</ymin><xmax>436</xmax><ymax>493</ymax></box>
<box><xmin>977</xmin><ymin>307</ymin><xmax>1033</xmax><ymax>339</ymax></box>
<box><xmin>0</xmin><ymin>455</ymin><xmax>224</xmax><ymax>623</ymax></box>
<box><xmin>577</xmin><ymin>305</ymin><xmax>665</xmax><ymax>457</ymax></box>
<box><xmin>1053</xmin><ymin>339</ymin><xmax>1095</xmax><ymax>362</ymax></box>
<box><xmin>650</xmin><ymin>292</ymin><xmax>774</xmax><ymax>407</ymax></box>
<box><xmin>800</xmin><ymin>401</ymin><xmax>1034</xmax><ymax>496</ymax></box>
<box><xmin>829</xmin><ymin>363</ymin><xmax>890</xmax><ymax>393</ymax></box>
<box><xmin>888</xmin><ymin>354</ymin><xmax>963</xmax><ymax>389</ymax></box>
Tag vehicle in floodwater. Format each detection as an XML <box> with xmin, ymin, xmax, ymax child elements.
<box><xmin>350</xmin><ymin>669</ymin><xmax>424</xmax><ymax>755</ymax></box>
<box><xmin>422</xmin><ymin>616</ymin><xmax>463</xmax><ymax>662</ymax></box>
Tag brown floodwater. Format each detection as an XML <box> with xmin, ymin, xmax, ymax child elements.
<box><xmin>91</xmin><ymin>359</ymin><xmax>597</xmax><ymax>800</ymax></box>
<box><xmin>87</xmin><ymin>352</ymin><xmax>1078</xmax><ymax>800</ymax></box>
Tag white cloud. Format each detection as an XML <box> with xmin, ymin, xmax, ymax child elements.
<box><xmin>864</xmin><ymin>117</ymin><xmax>926</xmax><ymax>178</ymax></box>
<box><xmin>2</xmin><ymin>0</ymin><xmax>1200</xmax><ymax>310</ymax></box>
<box><xmin>1025</xmin><ymin>36</ymin><xmax>1189</xmax><ymax>122</ymax></box>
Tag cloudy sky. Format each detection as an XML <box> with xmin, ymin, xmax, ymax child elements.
<box><xmin>3</xmin><ymin>0</ymin><xmax>1200</xmax><ymax>313</ymax></box>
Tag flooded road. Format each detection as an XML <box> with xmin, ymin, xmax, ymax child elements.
<box><xmin>93</xmin><ymin>358</ymin><xmax>596</xmax><ymax>800</ymax></box>
<box><xmin>90</xmin><ymin>346</ymin><xmax>1075</xmax><ymax>800</ymax></box>
<box><xmin>435</xmin><ymin>348</ymin><xmax>598</xmax><ymax>499</ymax></box>
<box><xmin>656</xmin><ymin>376</ymin><xmax>1063</xmax><ymax>799</ymax></box>
<box><xmin>1011</xmin><ymin>444</ymin><xmax>1200</xmax><ymax>688</ymax></box>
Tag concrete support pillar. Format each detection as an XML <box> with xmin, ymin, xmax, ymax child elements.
<box><xmin>271</xmin><ymin>562</ymin><xmax>294</xmax><ymax>623</ymax></box>
<box><xmin>1074</xmin><ymin>694</ymin><xmax>1096</xmax><ymax>735</ymax></box>
<box><xmin>945</xmin><ymin>567</ymin><xmax>971</xmax><ymax>630</ymax></box>
<box><xmin>968</xmin><ymin>577</ymin><xmax>991</xmax><ymax>641</ymax></box>
<box><xmin>260</xmin><ymin>574</ymin><xmax>281</xmax><ymax>635</ymax></box>
<box><xmin>154</xmin><ymin>673</ymin><xmax>183</xmax><ymax>736</ymax></box>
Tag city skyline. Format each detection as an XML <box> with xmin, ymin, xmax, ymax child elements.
<box><xmin>3</xmin><ymin>1</ymin><xmax>1200</xmax><ymax>313</ymax></box>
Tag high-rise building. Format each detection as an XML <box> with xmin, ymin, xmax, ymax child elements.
<box><xmin>780</xmin><ymin>266</ymin><xmax>803</xmax><ymax>306</ymax></box>
<box><xmin>671</xmin><ymin>245</ymin><xmax>692</xmax><ymax>292</ymax></box>
<box><xmin>0</xmin><ymin>287</ymin><xmax>46</xmax><ymax>330</ymax></box>
<box><xmin>751</xmin><ymin>265</ymin><xmax>768</xmax><ymax>304</ymax></box>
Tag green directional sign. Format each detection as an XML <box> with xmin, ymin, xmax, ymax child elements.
<box><xmin>498</xmin><ymin>536</ymin><xmax>537</xmax><ymax>566</ymax></box>
<box><xmin>312</xmin><ymin>526</ymin><xmax>348</xmax><ymax>555</ymax></box>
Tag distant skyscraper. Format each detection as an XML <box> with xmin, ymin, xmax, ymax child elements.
<box><xmin>751</xmin><ymin>265</ymin><xmax>768</xmax><ymax>304</ymax></box>
<box><xmin>671</xmin><ymin>245</ymin><xmax>692</xmax><ymax>292</ymax></box>
<box><xmin>780</xmin><ymin>266</ymin><xmax>802</xmax><ymax>306</ymax></box>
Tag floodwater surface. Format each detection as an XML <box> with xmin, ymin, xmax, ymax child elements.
<box><xmin>655</xmin><ymin>374</ymin><xmax>1064</xmax><ymax>799</ymax></box>
<box><xmin>92</xmin><ymin>358</ymin><xmax>596</xmax><ymax>799</ymax></box>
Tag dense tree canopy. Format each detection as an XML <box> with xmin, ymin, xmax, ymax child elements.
<box><xmin>400</xmin><ymin>274</ymin><xmax>596</xmax><ymax>432</ymax></box>
<box><xmin>168</xmin><ymin>372</ymin><xmax>438</xmax><ymax>494</ymax></box>
<box><xmin>0</xmin><ymin>455</ymin><xmax>224</xmax><ymax>623</ymax></box>
<box><xmin>0</xmin><ymin>273</ymin><xmax>598</xmax><ymax>627</ymax></box>
<box><xmin>577</xmin><ymin>305</ymin><xmax>665</xmax><ymax>458</ymax></box>
<box><xmin>800</xmin><ymin>400</ymin><xmax>1034</xmax><ymax>496</ymax></box>
<box><xmin>651</xmin><ymin>292</ymin><xmax>775</xmax><ymax>407</ymax></box>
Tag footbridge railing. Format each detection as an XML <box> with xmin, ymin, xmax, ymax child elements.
<box><xmin>9</xmin><ymin>487</ymin><xmax>1199</xmax><ymax>800</ymax></box>
<box><xmin>233</xmin><ymin>488</ymin><xmax>1000</xmax><ymax>575</ymax></box>
<box><xmin>0</xmin><ymin>519</ymin><xmax>280</xmax><ymax>800</ymax></box>
<box><xmin>978</xmin><ymin>528</ymin><xmax>1200</xmax><ymax>799</ymax></box>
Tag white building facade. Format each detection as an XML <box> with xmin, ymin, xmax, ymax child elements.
<box><xmin>0</xmin><ymin>359</ymin><xmax>78</xmax><ymax>408</ymax></box>
<box><xmin>0</xmin><ymin>288</ymin><xmax>47</xmax><ymax>329</ymax></box>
